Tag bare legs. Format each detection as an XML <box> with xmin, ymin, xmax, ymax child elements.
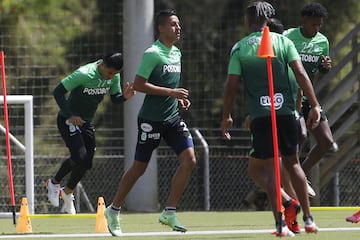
<box><xmin>111</xmin><ymin>147</ymin><xmax>196</xmax><ymax>209</ymax></box>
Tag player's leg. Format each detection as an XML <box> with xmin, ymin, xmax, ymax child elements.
<box><xmin>106</xmin><ymin>118</ymin><xmax>161</xmax><ymax>236</ymax></box>
<box><xmin>159</xmin><ymin>116</ymin><xmax>196</xmax><ymax>232</ymax></box>
<box><xmin>47</xmin><ymin>114</ymin><xmax>81</xmax><ymax>208</ymax></box>
<box><xmin>247</xmin><ymin>116</ymin><xmax>294</xmax><ymax>236</ymax></box>
<box><xmin>62</xmin><ymin>122</ymin><xmax>96</xmax><ymax>214</ymax></box>
<box><xmin>279</xmin><ymin>115</ymin><xmax>318</xmax><ymax>233</ymax></box>
<box><xmin>105</xmin><ymin>160</ymin><xmax>148</xmax><ymax>236</ymax></box>
<box><xmin>302</xmin><ymin>117</ymin><xmax>334</xmax><ymax>173</ymax></box>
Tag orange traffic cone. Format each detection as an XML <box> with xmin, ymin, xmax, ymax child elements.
<box><xmin>16</xmin><ymin>197</ymin><xmax>32</xmax><ymax>233</ymax></box>
<box><xmin>94</xmin><ymin>197</ymin><xmax>108</xmax><ymax>233</ymax></box>
<box><xmin>258</xmin><ymin>26</ymin><xmax>275</xmax><ymax>58</ymax></box>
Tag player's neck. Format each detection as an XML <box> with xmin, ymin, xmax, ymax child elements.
<box><xmin>158</xmin><ymin>38</ymin><xmax>174</xmax><ymax>49</ymax></box>
<box><xmin>249</xmin><ymin>23</ymin><xmax>265</xmax><ymax>33</ymax></box>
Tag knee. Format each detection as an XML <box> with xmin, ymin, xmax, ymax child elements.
<box><xmin>130</xmin><ymin>161</ymin><xmax>148</xmax><ymax>177</ymax></box>
<box><xmin>247</xmin><ymin>166</ymin><xmax>260</xmax><ymax>183</ymax></box>
<box><xmin>317</xmin><ymin>138</ymin><xmax>333</xmax><ymax>152</ymax></box>
<box><xmin>182</xmin><ymin>155</ymin><xmax>196</xmax><ymax>170</ymax></box>
<box><xmin>71</xmin><ymin>148</ymin><xmax>94</xmax><ymax>170</ymax></box>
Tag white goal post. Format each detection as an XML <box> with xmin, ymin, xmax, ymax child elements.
<box><xmin>0</xmin><ymin>95</ymin><xmax>34</xmax><ymax>214</ymax></box>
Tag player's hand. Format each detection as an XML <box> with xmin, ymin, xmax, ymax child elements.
<box><xmin>221</xmin><ymin>116</ymin><xmax>233</xmax><ymax>140</ymax></box>
<box><xmin>306</xmin><ymin>106</ymin><xmax>321</xmax><ymax>130</ymax></box>
<box><xmin>321</xmin><ymin>55</ymin><xmax>332</xmax><ymax>70</ymax></box>
<box><xmin>171</xmin><ymin>88</ymin><xmax>189</xmax><ymax>99</ymax></box>
<box><xmin>178</xmin><ymin>98</ymin><xmax>191</xmax><ymax>110</ymax></box>
<box><xmin>123</xmin><ymin>81</ymin><xmax>136</xmax><ymax>99</ymax></box>
<box><xmin>66</xmin><ymin>116</ymin><xmax>85</xmax><ymax>126</ymax></box>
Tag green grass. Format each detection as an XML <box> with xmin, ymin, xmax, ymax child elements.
<box><xmin>0</xmin><ymin>210</ymin><xmax>359</xmax><ymax>239</ymax></box>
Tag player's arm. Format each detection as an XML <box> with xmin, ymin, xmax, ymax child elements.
<box><xmin>53</xmin><ymin>83</ymin><xmax>72</xmax><ymax>118</ymax></box>
<box><xmin>133</xmin><ymin>75</ymin><xmax>189</xmax><ymax>99</ymax></box>
<box><xmin>53</xmin><ymin>83</ymin><xmax>85</xmax><ymax>126</ymax></box>
<box><xmin>111</xmin><ymin>82</ymin><xmax>135</xmax><ymax>104</ymax></box>
<box><xmin>289</xmin><ymin>60</ymin><xmax>321</xmax><ymax>129</ymax></box>
<box><xmin>296</xmin><ymin>88</ymin><xmax>303</xmax><ymax>112</ymax></box>
<box><xmin>221</xmin><ymin>74</ymin><xmax>239</xmax><ymax>140</ymax></box>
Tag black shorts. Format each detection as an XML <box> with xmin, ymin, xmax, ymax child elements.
<box><xmin>301</xmin><ymin>100</ymin><xmax>327</xmax><ymax>122</ymax></box>
<box><xmin>250</xmin><ymin>115</ymin><xmax>299</xmax><ymax>159</ymax></box>
<box><xmin>135</xmin><ymin>115</ymin><xmax>194</xmax><ymax>163</ymax></box>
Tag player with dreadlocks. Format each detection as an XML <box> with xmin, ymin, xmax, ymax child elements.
<box><xmin>221</xmin><ymin>1</ymin><xmax>320</xmax><ymax>236</ymax></box>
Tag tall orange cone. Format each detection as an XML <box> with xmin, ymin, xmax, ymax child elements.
<box><xmin>94</xmin><ymin>197</ymin><xmax>108</xmax><ymax>233</ymax></box>
<box><xmin>258</xmin><ymin>25</ymin><xmax>282</xmax><ymax>235</ymax></box>
<box><xmin>258</xmin><ymin>26</ymin><xmax>275</xmax><ymax>58</ymax></box>
<box><xmin>16</xmin><ymin>197</ymin><xmax>32</xmax><ymax>233</ymax></box>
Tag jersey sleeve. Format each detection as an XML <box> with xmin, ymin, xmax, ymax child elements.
<box><xmin>323</xmin><ymin>39</ymin><xmax>330</xmax><ymax>56</ymax></box>
<box><xmin>61</xmin><ymin>69</ymin><xmax>89</xmax><ymax>91</ymax></box>
<box><xmin>109</xmin><ymin>74</ymin><xmax>122</xmax><ymax>95</ymax></box>
<box><xmin>227</xmin><ymin>44</ymin><xmax>242</xmax><ymax>75</ymax></box>
<box><xmin>136</xmin><ymin>50</ymin><xmax>160</xmax><ymax>79</ymax></box>
<box><xmin>284</xmin><ymin>38</ymin><xmax>300</xmax><ymax>63</ymax></box>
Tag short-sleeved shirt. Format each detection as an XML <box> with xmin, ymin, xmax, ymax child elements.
<box><xmin>60</xmin><ymin>60</ymin><xmax>122</xmax><ymax>121</ymax></box>
<box><xmin>136</xmin><ymin>40</ymin><xmax>181</xmax><ymax>121</ymax></box>
<box><xmin>228</xmin><ymin>31</ymin><xmax>300</xmax><ymax>120</ymax></box>
<box><xmin>284</xmin><ymin>27</ymin><xmax>330</xmax><ymax>82</ymax></box>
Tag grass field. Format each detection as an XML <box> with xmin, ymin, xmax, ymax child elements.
<box><xmin>0</xmin><ymin>209</ymin><xmax>359</xmax><ymax>239</ymax></box>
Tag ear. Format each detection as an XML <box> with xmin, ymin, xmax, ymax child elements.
<box><xmin>158</xmin><ymin>25</ymin><xmax>165</xmax><ymax>34</ymax></box>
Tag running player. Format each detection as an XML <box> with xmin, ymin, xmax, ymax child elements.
<box><xmin>284</xmin><ymin>2</ymin><xmax>337</xmax><ymax>180</ymax></box>
<box><xmin>105</xmin><ymin>9</ymin><xmax>196</xmax><ymax>236</ymax></box>
<box><xmin>46</xmin><ymin>52</ymin><xmax>135</xmax><ymax>214</ymax></box>
<box><xmin>221</xmin><ymin>1</ymin><xmax>320</xmax><ymax>236</ymax></box>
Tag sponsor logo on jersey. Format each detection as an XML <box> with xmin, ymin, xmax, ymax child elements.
<box><xmin>163</xmin><ymin>64</ymin><xmax>181</xmax><ymax>73</ymax></box>
<box><xmin>83</xmin><ymin>87</ymin><xmax>110</xmax><ymax>95</ymax></box>
<box><xmin>139</xmin><ymin>123</ymin><xmax>161</xmax><ymax>143</ymax></box>
<box><xmin>299</xmin><ymin>54</ymin><xmax>320</xmax><ymax>63</ymax></box>
<box><xmin>148</xmin><ymin>133</ymin><xmax>160</xmax><ymax>139</ymax></box>
<box><xmin>247</xmin><ymin>37</ymin><xmax>260</xmax><ymax>45</ymax></box>
<box><xmin>259</xmin><ymin>93</ymin><xmax>284</xmax><ymax>110</ymax></box>
<box><xmin>140</xmin><ymin>123</ymin><xmax>153</xmax><ymax>132</ymax></box>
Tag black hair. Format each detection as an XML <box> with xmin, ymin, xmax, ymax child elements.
<box><xmin>155</xmin><ymin>9</ymin><xmax>177</xmax><ymax>27</ymax></box>
<box><xmin>301</xmin><ymin>2</ymin><xmax>328</xmax><ymax>18</ymax></box>
<box><xmin>246</xmin><ymin>1</ymin><xmax>275</xmax><ymax>24</ymax></box>
<box><xmin>103</xmin><ymin>52</ymin><xmax>123</xmax><ymax>70</ymax></box>
<box><xmin>267</xmin><ymin>18</ymin><xmax>284</xmax><ymax>34</ymax></box>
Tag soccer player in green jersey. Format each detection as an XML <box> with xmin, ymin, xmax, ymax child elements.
<box><xmin>46</xmin><ymin>52</ymin><xmax>135</xmax><ymax>214</ymax></box>
<box><xmin>105</xmin><ymin>10</ymin><xmax>196</xmax><ymax>236</ymax></box>
<box><xmin>221</xmin><ymin>1</ymin><xmax>320</xmax><ymax>236</ymax></box>
<box><xmin>284</xmin><ymin>2</ymin><xmax>336</xmax><ymax>186</ymax></box>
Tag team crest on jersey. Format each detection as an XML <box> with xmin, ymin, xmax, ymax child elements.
<box><xmin>259</xmin><ymin>93</ymin><xmax>284</xmax><ymax>110</ymax></box>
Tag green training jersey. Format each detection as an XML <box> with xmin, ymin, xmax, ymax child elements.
<box><xmin>228</xmin><ymin>31</ymin><xmax>300</xmax><ymax>120</ymax></box>
<box><xmin>136</xmin><ymin>40</ymin><xmax>181</xmax><ymax>121</ymax></box>
<box><xmin>284</xmin><ymin>27</ymin><xmax>329</xmax><ymax>82</ymax></box>
<box><xmin>60</xmin><ymin>60</ymin><xmax>122</xmax><ymax>121</ymax></box>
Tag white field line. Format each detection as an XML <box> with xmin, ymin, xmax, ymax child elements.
<box><xmin>1</xmin><ymin>227</ymin><xmax>360</xmax><ymax>238</ymax></box>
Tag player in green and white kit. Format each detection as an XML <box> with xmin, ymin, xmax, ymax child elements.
<box><xmin>105</xmin><ymin>10</ymin><xmax>196</xmax><ymax>236</ymax></box>
<box><xmin>284</xmin><ymin>2</ymin><xmax>336</xmax><ymax>190</ymax></box>
<box><xmin>46</xmin><ymin>52</ymin><xmax>135</xmax><ymax>214</ymax></box>
<box><xmin>221</xmin><ymin>1</ymin><xmax>320</xmax><ymax>236</ymax></box>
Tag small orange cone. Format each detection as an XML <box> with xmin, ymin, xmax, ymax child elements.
<box><xmin>16</xmin><ymin>197</ymin><xmax>32</xmax><ymax>233</ymax></box>
<box><xmin>258</xmin><ymin>26</ymin><xmax>275</xmax><ymax>58</ymax></box>
<box><xmin>94</xmin><ymin>197</ymin><xmax>108</xmax><ymax>233</ymax></box>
